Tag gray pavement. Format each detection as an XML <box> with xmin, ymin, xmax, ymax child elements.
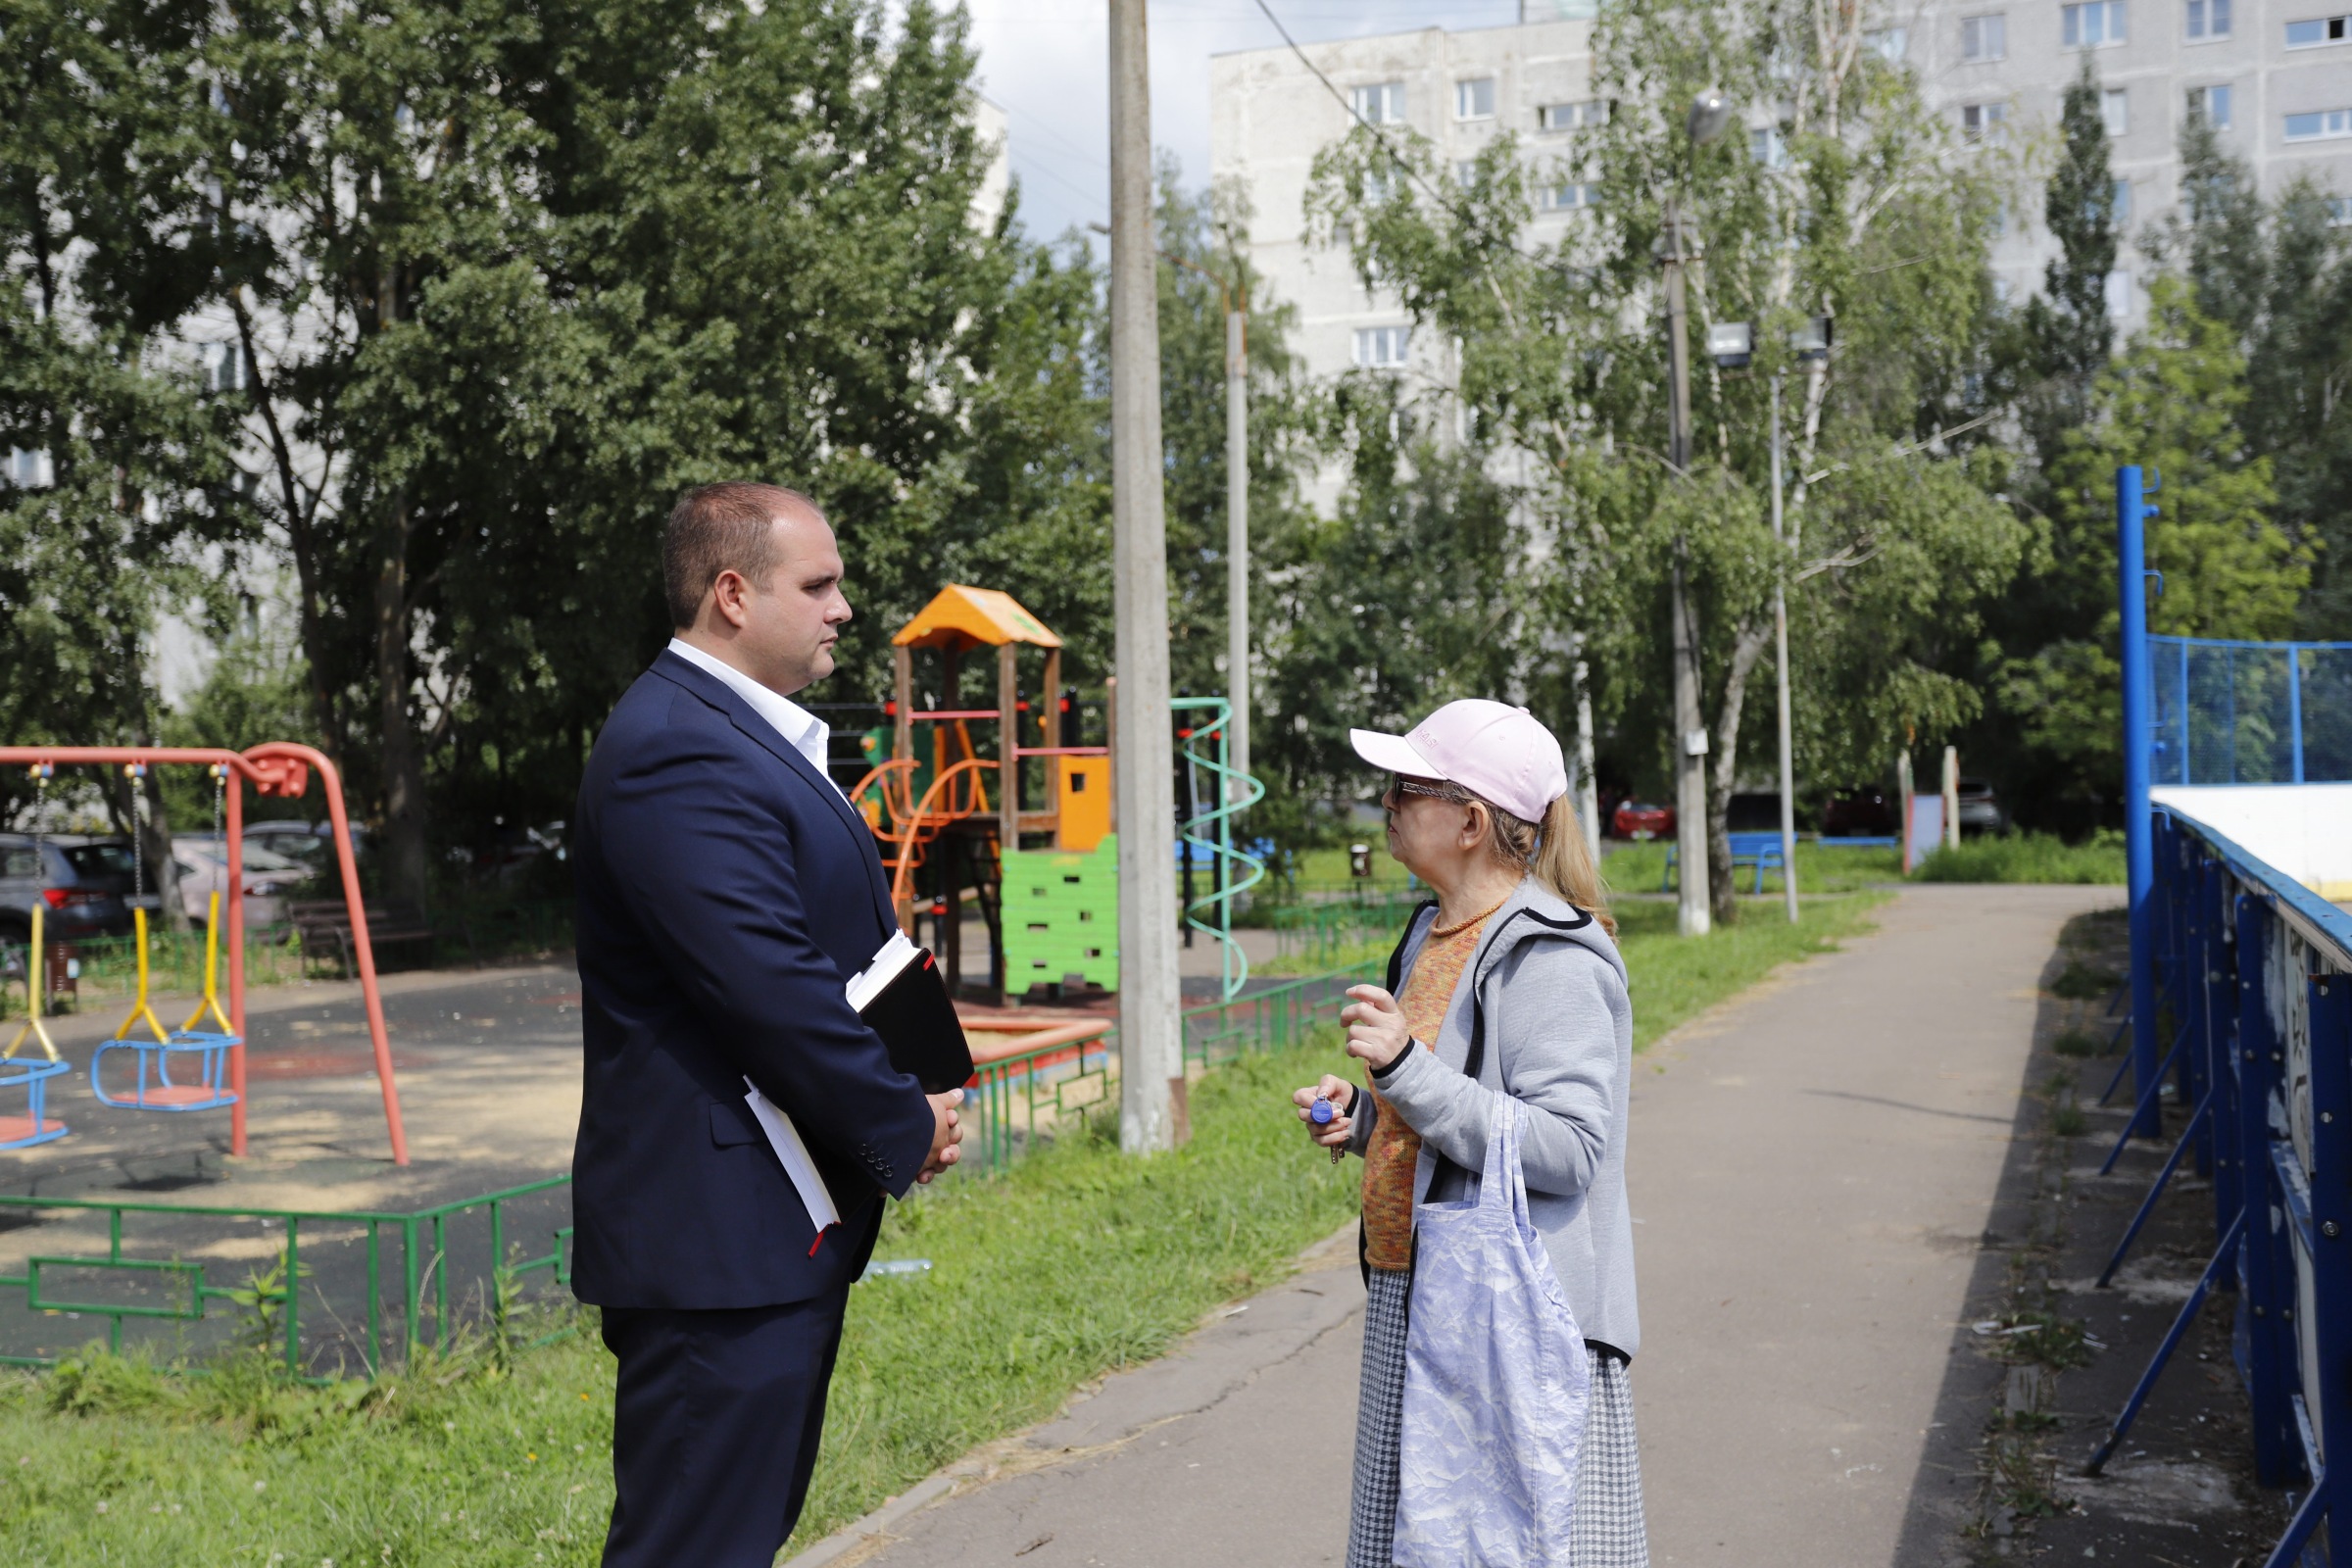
<box><xmin>797</xmin><ymin>883</ymin><xmax>2119</xmax><ymax>1568</ymax></box>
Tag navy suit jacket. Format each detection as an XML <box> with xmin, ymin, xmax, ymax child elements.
<box><xmin>570</xmin><ymin>651</ymin><xmax>936</xmax><ymax>1309</ymax></box>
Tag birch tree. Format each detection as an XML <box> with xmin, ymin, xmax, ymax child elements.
<box><xmin>1308</xmin><ymin>0</ymin><xmax>2026</xmax><ymax>923</ymax></box>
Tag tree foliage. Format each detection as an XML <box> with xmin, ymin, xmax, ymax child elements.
<box><xmin>1304</xmin><ymin>0</ymin><xmax>2025</xmax><ymax>920</ymax></box>
<box><xmin>1998</xmin><ymin>278</ymin><xmax>2307</xmax><ymax>782</ymax></box>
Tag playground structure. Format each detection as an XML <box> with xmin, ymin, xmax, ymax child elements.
<box><xmin>849</xmin><ymin>585</ymin><xmax>1262</xmax><ymax>1005</ymax></box>
<box><xmin>2100</xmin><ymin>465</ymin><xmax>2349</xmax><ymax>1567</ymax></box>
<box><xmin>0</xmin><ymin>743</ymin><xmax>410</xmax><ymax>1165</ymax></box>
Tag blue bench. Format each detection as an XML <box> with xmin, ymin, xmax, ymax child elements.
<box><xmin>1662</xmin><ymin>832</ymin><xmax>1788</xmax><ymax>895</ymax></box>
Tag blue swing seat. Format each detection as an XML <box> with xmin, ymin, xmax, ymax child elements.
<box><xmin>0</xmin><ymin>1055</ymin><xmax>72</xmax><ymax>1149</ymax></box>
<box><xmin>90</xmin><ymin>1031</ymin><xmax>240</xmax><ymax>1112</ymax></box>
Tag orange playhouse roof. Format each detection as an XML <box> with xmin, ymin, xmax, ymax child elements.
<box><xmin>891</xmin><ymin>585</ymin><xmax>1063</xmax><ymax>651</ymax></box>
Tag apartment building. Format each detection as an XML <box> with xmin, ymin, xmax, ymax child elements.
<box><xmin>1209</xmin><ymin>0</ymin><xmax>2352</xmax><ymax>407</ymax></box>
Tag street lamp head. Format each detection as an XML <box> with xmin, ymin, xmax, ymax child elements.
<box><xmin>1788</xmin><ymin>315</ymin><xmax>1834</xmax><ymax>363</ymax></box>
<box><xmin>1687</xmin><ymin>92</ymin><xmax>1735</xmax><ymax>147</ymax></box>
<box><xmin>1708</xmin><ymin>320</ymin><xmax>1753</xmax><ymax>369</ymax></box>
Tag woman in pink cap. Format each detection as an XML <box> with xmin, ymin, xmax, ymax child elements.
<box><xmin>1293</xmin><ymin>699</ymin><xmax>1643</xmax><ymax>1566</ymax></box>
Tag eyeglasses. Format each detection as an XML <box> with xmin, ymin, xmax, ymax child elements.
<box><xmin>1389</xmin><ymin>774</ymin><xmax>1473</xmax><ymax>806</ymax></box>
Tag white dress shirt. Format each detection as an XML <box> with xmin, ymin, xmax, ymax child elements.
<box><xmin>665</xmin><ymin>637</ymin><xmax>838</xmax><ymax>789</ymax></box>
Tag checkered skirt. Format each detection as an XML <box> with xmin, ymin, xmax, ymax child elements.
<box><xmin>1348</xmin><ymin>1267</ymin><xmax>1649</xmax><ymax>1568</ymax></box>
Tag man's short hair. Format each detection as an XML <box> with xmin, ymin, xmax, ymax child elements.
<box><xmin>662</xmin><ymin>482</ymin><xmax>822</xmax><ymax>629</ymax></box>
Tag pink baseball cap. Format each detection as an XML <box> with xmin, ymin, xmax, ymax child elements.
<box><xmin>1349</xmin><ymin>700</ymin><xmax>1569</xmax><ymax>823</ymax></box>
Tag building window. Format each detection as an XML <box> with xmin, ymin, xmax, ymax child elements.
<box><xmin>2063</xmin><ymin>1</ymin><xmax>2129</xmax><ymax>46</ymax></box>
<box><xmin>1354</xmin><ymin>325</ymin><xmax>1412</xmax><ymax>368</ymax></box>
<box><xmin>2284</xmin><ymin>15</ymin><xmax>2349</xmax><ymax>44</ymax></box>
<box><xmin>1351</xmin><ymin>82</ymin><xmax>1406</xmax><ymax>124</ymax></box>
<box><xmin>2328</xmin><ymin>195</ymin><xmax>2352</xmax><ymax>226</ymax></box>
<box><xmin>1750</xmin><ymin>126</ymin><xmax>1789</xmax><ymax>167</ymax></box>
<box><xmin>200</xmin><ymin>340</ymin><xmax>249</xmax><ymax>394</ymax></box>
<box><xmin>1989</xmin><ymin>198</ymin><xmax>2011</xmax><ymax>237</ymax></box>
<box><xmin>1991</xmin><ymin>276</ymin><xmax>2014</xmax><ymax>303</ymax></box>
<box><xmin>1540</xmin><ymin>181</ymin><xmax>1600</xmax><ymax>212</ymax></box>
<box><xmin>1962</xmin><ymin>102</ymin><xmax>2009</xmax><ymax>142</ymax></box>
<box><xmin>1962</xmin><ymin>14</ymin><xmax>2008</xmax><ymax>59</ymax></box>
<box><xmin>4</xmin><ymin>448</ymin><xmax>52</xmax><ymax>487</ymax></box>
<box><xmin>1866</xmin><ymin>25</ymin><xmax>1909</xmax><ymax>59</ymax></box>
<box><xmin>2102</xmin><ymin>87</ymin><xmax>2130</xmax><ymax>136</ymax></box>
<box><xmin>2284</xmin><ymin>107</ymin><xmax>2352</xmax><ymax>139</ymax></box>
<box><xmin>1455</xmin><ymin>77</ymin><xmax>1496</xmax><ymax>121</ymax></box>
<box><xmin>2109</xmin><ymin>178</ymin><xmax>2133</xmax><ymax>221</ymax></box>
<box><xmin>2187</xmin><ymin>83</ymin><xmax>2233</xmax><ymax>127</ymax></box>
<box><xmin>1539</xmin><ymin>100</ymin><xmax>1606</xmax><ymax>131</ymax></box>
<box><xmin>2104</xmin><ymin>270</ymin><xmax>2133</xmax><ymax>318</ymax></box>
<box><xmin>2186</xmin><ymin>0</ymin><xmax>2232</xmax><ymax>35</ymax></box>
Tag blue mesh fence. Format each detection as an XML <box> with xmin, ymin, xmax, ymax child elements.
<box><xmin>2146</xmin><ymin>637</ymin><xmax>2352</xmax><ymax>785</ymax></box>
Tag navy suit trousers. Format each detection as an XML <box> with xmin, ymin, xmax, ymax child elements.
<box><xmin>599</xmin><ymin>1284</ymin><xmax>855</xmax><ymax>1567</ymax></box>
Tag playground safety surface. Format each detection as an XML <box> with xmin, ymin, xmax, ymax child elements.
<box><xmin>0</xmin><ymin>962</ymin><xmax>585</xmax><ymax>1371</ymax></box>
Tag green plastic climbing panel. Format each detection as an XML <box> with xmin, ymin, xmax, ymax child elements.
<box><xmin>1000</xmin><ymin>834</ymin><xmax>1120</xmax><ymax>995</ymax></box>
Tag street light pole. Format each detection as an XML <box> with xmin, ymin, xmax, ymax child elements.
<box><xmin>1770</xmin><ymin>373</ymin><xmax>1799</xmax><ymax>924</ymax></box>
<box><xmin>1108</xmin><ymin>0</ymin><xmax>1182</xmax><ymax>1153</ymax></box>
<box><xmin>1661</xmin><ymin>194</ymin><xmax>1711</xmax><ymax>938</ymax></box>
<box><xmin>1226</xmin><ymin>300</ymin><xmax>1250</xmax><ymax>805</ymax></box>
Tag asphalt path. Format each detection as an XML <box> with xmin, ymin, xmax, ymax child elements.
<box><xmin>795</xmin><ymin>884</ymin><xmax>2118</xmax><ymax>1568</ymax></box>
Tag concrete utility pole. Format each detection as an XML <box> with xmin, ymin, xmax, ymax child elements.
<box><xmin>1660</xmin><ymin>196</ymin><xmax>1711</xmax><ymax>938</ymax></box>
<box><xmin>1661</xmin><ymin>93</ymin><xmax>1732</xmax><ymax>939</ymax></box>
<box><xmin>1226</xmin><ymin>302</ymin><xmax>1250</xmax><ymax>804</ymax></box>
<box><xmin>1770</xmin><ymin>375</ymin><xmax>1799</xmax><ymax>924</ymax></box>
<box><xmin>1109</xmin><ymin>0</ymin><xmax>1183</xmax><ymax>1154</ymax></box>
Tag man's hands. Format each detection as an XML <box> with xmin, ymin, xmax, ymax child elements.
<box><xmin>918</xmin><ymin>1088</ymin><xmax>964</xmax><ymax>1185</ymax></box>
<box><xmin>1291</xmin><ymin>1074</ymin><xmax>1356</xmax><ymax>1152</ymax></box>
<box><xmin>1341</xmin><ymin>984</ymin><xmax>1413</xmax><ymax>1072</ymax></box>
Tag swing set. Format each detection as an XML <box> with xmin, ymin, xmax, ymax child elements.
<box><xmin>0</xmin><ymin>742</ymin><xmax>410</xmax><ymax>1165</ymax></box>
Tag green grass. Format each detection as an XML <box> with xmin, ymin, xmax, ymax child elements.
<box><xmin>0</xmin><ymin>894</ymin><xmax>1888</xmax><ymax>1564</ymax></box>
<box><xmin>1914</xmin><ymin>830</ymin><xmax>2125</xmax><ymax>885</ymax></box>
<box><xmin>1598</xmin><ymin>838</ymin><xmax>1904</xmax><ymax>897</ymax></box>
<box><xmin>1284</xmin><ymin>843</ymin><xmax>1418</xmax><ymax>897</ymax></box>
<box><xmin>0</xmin><ymin>1044</ymin><xmax>1363</xmax><ymax>1566</ymax></box>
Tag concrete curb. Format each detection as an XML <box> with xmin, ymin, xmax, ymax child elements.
<box><xmin>780</xmin><ymin>1218</ymin><xmax>1362</xmax><ymax>1567</ymax></box>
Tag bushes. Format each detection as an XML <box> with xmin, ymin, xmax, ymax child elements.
<box><xmin>1914</xmin><ymin>830</ymin><xmax>2126</xmax><ymax>885</ymax></box>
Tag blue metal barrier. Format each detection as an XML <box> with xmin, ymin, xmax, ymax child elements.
<box><xmin>2087</xmin><ymin>804</ymin><xmax>2349</xmax><ymax>1567</ymax></box>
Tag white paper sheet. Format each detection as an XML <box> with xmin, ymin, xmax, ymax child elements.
<box><xmin>743</xmin><ymin>930</ymin><xmax>922</xmax><ymax>1237</ymax></box>
<box><xmin>744</xmin><ymin>1078</ymin><xmax>841</xmax><ymax>1235</ymax></box>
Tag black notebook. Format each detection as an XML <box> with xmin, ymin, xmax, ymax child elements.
<box><xmin>848</xmin><ymin>934</ymin><xmax>974</xmax><ymax>1095</ymax></box>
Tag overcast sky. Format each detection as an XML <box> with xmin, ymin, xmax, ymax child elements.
<box><xmin>962</xmin><ymin>0</ymin><xmax>1521</xmax><ymax>242</ymax></box>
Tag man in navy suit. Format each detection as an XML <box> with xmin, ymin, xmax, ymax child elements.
<box><xmin>571</xmin><ymin>481</ymin><xmax>964</xmax><ymax>1567</ymax></box>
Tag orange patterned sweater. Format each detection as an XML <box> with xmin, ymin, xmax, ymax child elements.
<box><xmin>1359</xmin><ymin>909</ymin><xmax>1494</xmax><ymax>1272</ymax></box>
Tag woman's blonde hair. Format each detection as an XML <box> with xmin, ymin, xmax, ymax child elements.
<box><xmin>1481</xmin><ymin>793</ymin><xmax>1615</xmax><ymax>937</ymax></box>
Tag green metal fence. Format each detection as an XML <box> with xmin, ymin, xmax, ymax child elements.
<box><xmin>1263</xmin><ymin>895</ymin><xmax>1422</xmax><ymax>968</ymax></box>
<box><xmin>958</xmin><ymin>960</ymin><xmax>1381</xmax><ymax>1173</ymax></box>
<box><xmin>0</xmin><ymin>957</ymin><xmax>1383</xmax><ymax>1380</ymax></box>
<box><xmin>0</xmin><ymin>1177</ymin><xmax>573</xmax><ymax>1378</ymax></box>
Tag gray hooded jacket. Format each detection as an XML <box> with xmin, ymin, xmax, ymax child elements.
<box><xmin>1348</xmin><ymin>878</ymin><xmax>1640</xmax><ymax>1357</ymax></box>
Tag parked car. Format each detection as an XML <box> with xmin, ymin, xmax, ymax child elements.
<box><xmin>0</xmin><ymin>834</ymin><xmax>137</xmax><ymax>945</ymax></box>
<box><xmin>1822</xmin><ymin>785</ymin><xmax>1897</xmax><ymax>838</ymax></box>
<box><xmin>1956</xmin><ymin>777</ymin><xmax>2006</xmax><ymax>834</ymax></box>
<box><xmin>172</xmin><ymin>838</ymin><xmax>310</xmax><ymax>930</ymax></box>
<box><xmin>1611</xmin><ymin>800</ymin><xmax>1676</xmax><ymax>840</ymax></box>
<box><xmin>243</xmin><ymin>819</ymin><xmax>363</xmax><ymax>871</ymax></box>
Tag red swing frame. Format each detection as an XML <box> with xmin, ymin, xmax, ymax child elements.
<box><xmin>0</xmin><ymin>742</ymin><xmax>410</xmax><ymax>1165</ymax></box>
